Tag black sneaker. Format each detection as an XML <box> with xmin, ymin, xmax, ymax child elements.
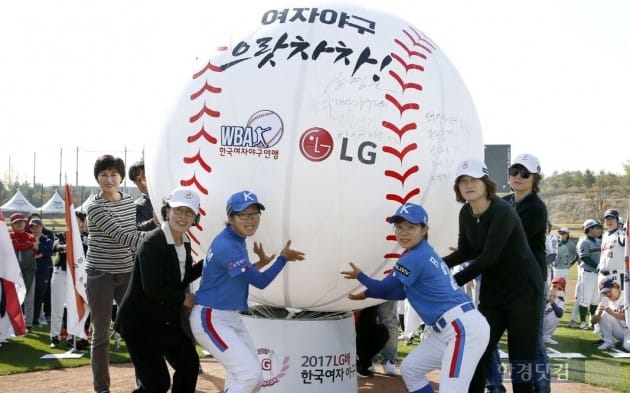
<box><xmin>357</xmin><ymin>367</ymin><xmax>374</xmax><ymax>378</ymax></box>
<box><xmin>78</xmin><ymin>338</ymin><xmax>90</xmax><ymax>350</ymax></box>
<box><xmin>50</xmin><ymin>336</ymin><xmax>61</xmax><ymax>348</ymax></box>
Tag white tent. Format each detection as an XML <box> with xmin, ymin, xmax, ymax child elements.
<box><xmin>0</xmin><ymin>189</ymin><xmax>38</xmax><ymax>214</ymax></box>
<box><xmin>75</xmin><ymin>192</ymin><xmax>96</xmax><ymax>213</ymax></box>
<box><xmin>38</xmin><ymin>190</ymin><xmax>65</xmax><ymax>215</ymax></box>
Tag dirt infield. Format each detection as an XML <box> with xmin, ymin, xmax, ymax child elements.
<box><xmin>0</xmin><ymin>357</ymin><xmax>620</xmax><ymax>392</ymax></box>
<box><xmin>0</xmin><ymin>281</ymin><xmax>620</xmax><ymax>392</ymax></box>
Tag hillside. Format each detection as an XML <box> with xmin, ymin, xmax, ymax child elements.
<box><xmin>540</xmin><ymin>183</ymin><xmax>628</xmax><ymax>231</ymax></box>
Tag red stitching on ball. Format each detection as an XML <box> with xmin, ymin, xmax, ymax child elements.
<box><xmin>187</xmin><ymin>125</ymin><xmax>218</xmax><ymax>144</ymax></box>
<box><xmin>386</xmin><ymin>188</ymin><xmax>421</xmax><ymax>204</ymax></box>
<box><xmin>190</xmin><ymin>82</ymin><xmax>222</xmax><ymax>100</ymax></box>
<box><xmin>385</xmin><ymin>94</ymin><xmax>420</xmax><ymax>115</ymax></box>
<box><xmin>187</xmin><ymin>230</ymin><xmax>201</xmax><ymax>247</ymax></box>
<box><xmin>183</xmin><ymin>150</ymin><xmax>212</xmax><ymax>173</ymax></box>
<box><xmin>384</xmin><ymin>253</ymin><xmax>401</xmax><ymax>259</ymax></box>
<box><xmin>382</xmin><ymin>143</ymin><xmax>418</xmax><ymax>163</ymax></box>
<box><xmin>404</xmin><ymin>27</ymin><xmax>436</xmax><ymax>52</ymax></box>
<box><xmin>384</xmin><ymin>166</ymin><xmax>420</xmax><ymax>185</ymax></box>
<box><xmin>390</xmin><ymin>53</ymin><xmax>425</xmax><ymax>73</ymax></box>
<box><xmin>382</xmin><ymin>121</ymin><xmax>417</xmax><ymax>140</ymax></box>
<box><xmin>180</xmin><ymin>175</ymin><xmax>209</xmax><ymax>195</ymax></box>
<box><xmin>189</xmin><ymin>104</ymin><xmax>220</xmax><ymax>123</ymax></box>
<box><xmin>389</xmin><ymin>70</ymin><xmax>422</xmax><ymax>92</ymax></box>
<box><xmin>192</xmin><ymin>61</ymin><xmax>223</xmax><ymax>80</ymax></box>
<box><xmin>381</xmin><ymin>29</ymin><xmax>428</xmax><ymax>231</ymax></box>
<box><xmin>394</xmin><ymin>39</ymin><xmax>427</xmax><ymax>60</ymax></box>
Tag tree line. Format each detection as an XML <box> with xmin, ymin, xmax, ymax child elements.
<box><xmin>2</xmin><ymin>166</ymin><xmax>629</xmax><ymax>225</ymax></box>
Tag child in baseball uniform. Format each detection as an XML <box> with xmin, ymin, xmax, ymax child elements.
<box><xmin>542</xmin><ymin>276</ymin><xmax>566</xmax><ymax>345</ymax></box>
<box><xmin>599</xmin><ymin>209</ymin><xmax>626</xmax><ymax>286</ymax></box>
<box><xmin>342</xmin><ymin>203</ymin><xmax>489</xmax><ymax>393</ymax></box>
<box><xmin>554</xmin><ymin>228</ymin><xmax>577</xmax><ymax>281</ymax></box>
<box><xmin>576</xmin><ymin>219</ymin><xmax>603</xmax><ymax>329</ymax></box>
<box><xmin>590</xmin><ymin>276</ymin><xmax>629</xmax><ymax>351</ymax></box>
<box><xmin>190</xmin><ymin>190</ymin><xmax>305</xmax><ymax>393</ymax></box>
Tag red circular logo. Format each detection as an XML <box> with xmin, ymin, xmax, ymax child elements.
<box><xmin>299</xmin><ymin>127</ymin><xmax>334</xmax><ymax>162</ymax></box>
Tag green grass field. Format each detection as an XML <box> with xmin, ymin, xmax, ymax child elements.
<box><xmin>397</xmin><ymin>297</ymin><xmax>630</xmax><ymax>392</ymax></box>
<box><xmin>1</xmin><ymin>300</ymin><xmax>628</xmax><ymax>392</ymax></box>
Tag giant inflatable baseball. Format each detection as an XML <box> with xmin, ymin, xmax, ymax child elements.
<box><xmin>147</xmin><ymin>3</ymin><xmax>483</xmax><ymax>312</ymax></box>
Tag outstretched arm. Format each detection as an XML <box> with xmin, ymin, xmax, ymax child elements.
<box><xmin>245</xmin><ymin>240</ymin><xmax>305</xmax><ymax>289</ymax></box>
<box><xmin>341</xmin><ymin>262</ymin><xmax>405</xmax><ymax>300</ymax></box>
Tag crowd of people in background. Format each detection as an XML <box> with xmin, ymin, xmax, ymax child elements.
<box><xmin>2</xmin><ymin>152</ymin><xmax>629</xmax><ymax>393</ymax></box>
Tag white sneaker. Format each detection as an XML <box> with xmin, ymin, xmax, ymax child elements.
<box><xmin>544</xmin><ymin>337</ymin><xmax>558</xmax><ymax>345</ymax></box>
<box><xmin>580</xmin><ymin>322</ymin><xmax>588</xmax><ymax>330</ymax></box>
<box><xmin>593</xmin><ymin>324</ymin><xmax>601</xmax><ymax>334</ymax></box>
<box><xmin>383</xmin><ymin>361</ymin><xmax>399</xmax><ymax>376</ymax></box>
<box><xmin>597</xmin><ymin>341</ymin><xmax>613</xmax><ymax>350</ymax></box>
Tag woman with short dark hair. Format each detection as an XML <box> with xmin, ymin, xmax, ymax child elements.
<box><xmin>86</xmin><ymin>154</ymin><xmax>145</xmax><ymax>393</ymax></box>
<box><xmin>443</xmin><ymin>158</ymin><xmax>543</xmax><ymax>393</ymax></box>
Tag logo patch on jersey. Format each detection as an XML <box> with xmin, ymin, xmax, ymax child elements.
<box><xmin>393</xmin><ymin>263</ymin><xmax>410</xmax><ymax>277</ymax></box>
<box><xmin>227</xmin><ymin>258</ymin><xmax>247</xmax><ymax>272</ymax></box>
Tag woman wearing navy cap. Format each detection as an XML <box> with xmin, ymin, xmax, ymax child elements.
<box><xmin>190</xmin><ymin>190</ymin><xmax>305</xmax><ymax>393</ymax></box>
<box><xmin>342</xmin><ymin>202</ymin><xmax>489</xmax><ymax>393</ymax></box>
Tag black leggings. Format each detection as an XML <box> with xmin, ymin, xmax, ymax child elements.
<box><xmin>469</xmin><ymin>293</ymin><xmax>542</xmax><ymax>393</ymax></box>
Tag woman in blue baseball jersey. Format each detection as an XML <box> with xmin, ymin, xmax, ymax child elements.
<box><xmin>190</xmin><ymin>190</ymin><xmax>305</xmax><ymax>393</ymax></box>
<box><xmin>342</xmin><ymin>203</ymin><xmax>489</xmax><ymax>393</ymax></box>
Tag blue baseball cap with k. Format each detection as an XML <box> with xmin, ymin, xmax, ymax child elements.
<box><xmin>226</xmin><ymin>190</ymin><xmax>266</xmax><ymax>215</ymax></box>
<box><xmin>388</xmin><ymin>203</ymin><xmax>429</xmax><ymax>225</ymax></box>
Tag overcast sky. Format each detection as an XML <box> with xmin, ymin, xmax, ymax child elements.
<box><xmin>1</xmin><ymin>0</ymin><xmax>629</xmax><ymax>187</ymax></box>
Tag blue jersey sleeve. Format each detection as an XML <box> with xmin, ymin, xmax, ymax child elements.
<box><xmin>243</xmin><ymin>256</ymin><xmax>287</xmax><ymax>289</ymax></box>
<box><xmin>225</xmin><ymin>255</ymin><xmax>253</xmax><ymax>278</ymax></box>
<box><xmin>357</xmin><ymin>272</ymin><xmax>406</xmax><ymax>300</ymax></box>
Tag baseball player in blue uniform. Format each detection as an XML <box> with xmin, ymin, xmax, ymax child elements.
<box><xmin>341</xmin><ymin>203</ymin><xmax>489</xmax><ymax>393</ymax></box>
<box><xmin>190</xmin><ymin>190</ymin><xmax>305</xmax><ymax>393</ymax></box>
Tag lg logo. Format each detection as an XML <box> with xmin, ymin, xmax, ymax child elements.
<box><xmin>299</xmin><ymin>127</ymin><xmax>377</xmax><ymax>164</ymax></box>
<box><xmin>299</xmin><ymin>127</ymin><xmax>333</xmax><ymax>162</ymax></box>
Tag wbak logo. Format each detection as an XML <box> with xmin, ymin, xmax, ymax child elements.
<box><xmin>221</xmin><ymin>110</ymin><xmax>284</xmax><ymax>148</ymax></box>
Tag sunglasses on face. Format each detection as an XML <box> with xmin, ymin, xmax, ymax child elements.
<box><xmin>508</xmin><ymin>167</ymin><xmax>531</xmax><ymax>179</ymax></box>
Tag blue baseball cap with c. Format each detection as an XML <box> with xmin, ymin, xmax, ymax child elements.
<box><xmin>226</xmin><ymin>190</ymin><xmax>266</xmax><ymax>215</ymax></box>
<box><xmin>387</xmin><ymin>203</ymin><xmax>429</xmax><ymax>225</ymax></box>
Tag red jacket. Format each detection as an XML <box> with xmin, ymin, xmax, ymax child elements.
<box><xmin>10</xmin><ymin>231</ymin><xmax>36</xmax><ymax>253</ymax></box>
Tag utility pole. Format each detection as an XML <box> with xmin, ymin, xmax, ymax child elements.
<box><xmin>75</xmin><ymin>146</ymin><xmax>79</xmax><ymax>187</ymax></box>
<box><xmin>59</xmin><ymin>148</ymin><xmax>63</xmax><ymax>187</ymax></box>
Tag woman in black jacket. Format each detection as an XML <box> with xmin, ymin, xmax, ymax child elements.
<box><xmin>443</xmin><ymin>158</ymin><xmax>543</xmax><ymax>393</ymax></box>
<box><xmin>115</xmin><ymin>187</ymin><xmax>203</xmax><ymax>393</ymax></box>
